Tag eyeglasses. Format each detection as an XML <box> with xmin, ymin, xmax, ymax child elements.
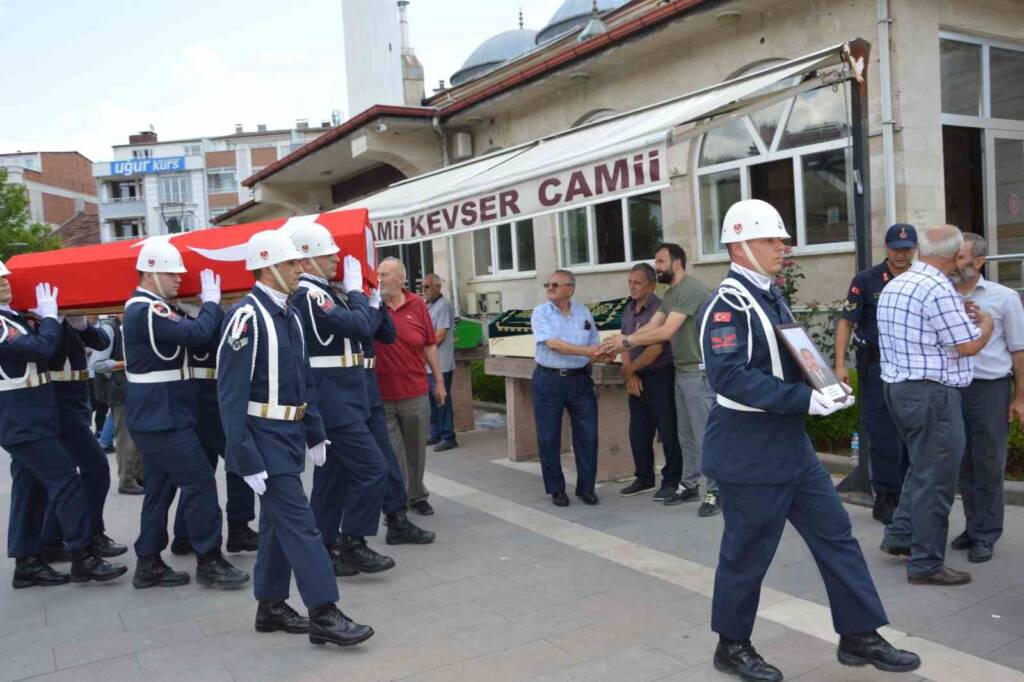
<box><xmin>544</xmin><ymin>282</ymin><xmax>571</xmax><ymax>289</ymax></box>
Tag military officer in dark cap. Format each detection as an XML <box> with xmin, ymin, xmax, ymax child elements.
<box><xmin>699</xmin><ymin>200</ymin><xmax>919</xmax><ymax>681</ymax></box>
<box><xmin>218</xmin><ymin>229</ymin><xmax>373</xmax><ymax>646</ymax></box>
<box><xmin>835</xmin><ymin>223</ymin><xmax>917</xmax><ymax>524</ymax></box>
<box><xmin>0</xmin><ymin>261</ymin><xmax>127</xmax><ymax>587</ymax></box>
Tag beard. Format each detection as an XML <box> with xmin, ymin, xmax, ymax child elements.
<box><xmin>950</xmin><ymin>264</ymin><xmax>977</xmax><ymax>284</ymax></box>
<box><xmin>655</xmin><ymin>269</ymin><xmax>673</xmax><ymax>284</ymax></box>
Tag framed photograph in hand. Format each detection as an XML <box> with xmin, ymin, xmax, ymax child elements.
<box><xmin>774</xmin><ymin>323</ymin><xmax>848</xmax><ymax>402</ymax></box>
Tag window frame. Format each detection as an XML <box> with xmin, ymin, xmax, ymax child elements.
<box><xmin>555</xmin><ymin>191</ymin><xmax>664</xmax><ymax>270</ymax></box>
<box><xmin>206</xmin><ymin>167</ymin><xmax>237</xmax><ymax>195</ymax></box>
<box><xmin>470</xmin><ymin>220</ymin><xmax>537</xmax><ymax>280</ymax></box>
<box><xmin>158</xmin><ymin>174</ymin><xmax>192</xmax><ymax>204</ymax></box>
<box><xmin>939</xmin><ymin>32</ymin><xmax>1024</xmax><ymax>133</ymax></box>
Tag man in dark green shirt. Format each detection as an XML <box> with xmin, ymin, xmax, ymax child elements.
<box><xmin>602</xmin><ymin>243</ymin><xmax>718</xmax><ymax>516</ymax></box>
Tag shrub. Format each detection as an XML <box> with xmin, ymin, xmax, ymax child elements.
<box><xmin>805</xmin><ymin>369</ymin><xmax>860</xmax><ymax>453</ymax></box>
<box><xmin>471</xmin><ymin>359</ymin><xmax>506</xmax><ymax>404</ymax></box>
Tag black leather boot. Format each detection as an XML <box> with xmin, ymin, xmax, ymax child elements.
<box><xmin>337</xmin><ymin>534</ymin><xmax>395</xmax><ymax>574</ymax></box>
<box><xmin>308</xmin><ymin>603</ymin><xmax>374</xmax><ymax>646</ymax></box>
<box><xmin>838</xmin><ymin>630</ymin><xmax>921</xmax><ymax>672</ymax></box>
<box><xmin>255</xmin><ymin>600</ymin><xmax>310</xmax><ymax>634</ymax></box>
<box><xmin>40</xmin><ymin>543</ymin><xmax>72</xmax><ymax>563</ymax></box>
<box><xmin>169</xmin><ymin>537</ymin><xmax>194</xmax><ymax>556</ymax></box>
<box><xmin>70</xmin><ymin>548</ymin><xmax>128</xmax><ymax>583</ymax></box>
<box><xmin>226</xmin><ymin>524</ymin><xmax>259</xmax><ymax>553</ymax></box>
<box><xmin>195</xmin><ymin>550</ymin><xmax>250</xmax><ymax>589</ymax></box>
<box><xmin>12</xmin><ymin>556</ymin><xmax>70</xmax><ymax>589</ymax></box>
<box><xmin>713</xmin><ymin>639</ymin><xmax>783</xmax><ymax>682</ymax></box>
<box><xmin>872</xmin><ymin>493</ymin><xmax>898</xmax><ymax>525</ymax></box>
<box><xmin>325</xmin><ymin>543</ymin><xmax>359</xmax><ymax>577</ymax></box>
<box><xmin>132</xmin><ymin>554</ymin><xmax>190</xmax><ymax>589</ymax></box>
<box><xmin>385</xmin><ymin>510</ymin><xmax>436</xmax><ymax>545</ymax></box>
<box><xmin>92</xmin><ymin>532</ymin><xmax>128</xmax><ymax>558</ymax></box>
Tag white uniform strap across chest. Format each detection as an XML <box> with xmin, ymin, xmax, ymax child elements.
<box><xmin>298</xmin><ymin>280</ymin><xmax>362</xmax><ymax>368</ymax></box>
<box><xmin>0</xmin><ymin>315</ymin><xmax>49</xmax><ymax>391</ymax></box>
<box><xmin>123</xmin><ymin>295</ymin><xmax>189</xmax><ymax>384</ymax></box>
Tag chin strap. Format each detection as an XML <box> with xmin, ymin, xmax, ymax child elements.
<box><xmin>305</xmin><ymin>258</ymin><xmax>327</xmax><ymax>280</ymax></box>
<box><xmin>269</xmin><ymin>265</ymin><xmax>294</xmax><ymax>294</ymax></box>
<box><xmin>151</xmin><ymin>276</ymin><xmax>167</xmax><ymax>300</ymax></box>
<box><xmin>739</xmin><ymin>241</ymin><xmax>770</xmax><ymax>278</ymax></box>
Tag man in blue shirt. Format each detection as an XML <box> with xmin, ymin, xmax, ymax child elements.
<box><xmin>530</xmin><ymin>269</ymin><xmax>601</xmax><ymax>507</ymax></box>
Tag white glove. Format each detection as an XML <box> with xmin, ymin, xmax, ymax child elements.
<box><xmin>31</xmin><ymin>283</ymin><xmax>59</xmax><ymax>320</ymax></box>
<box><xmin>342</xmin><ymin>256</ymin><xmax>362</xmax><ymax>293</ymax></box>
<box><xmin>808</xmin><ymin>389</ymin><xmax>855</xmax><ymax>417</ymax></box>
<box><xmin>307</xmin><ymin>439</ymin><xmax>330</xmax><ymax>467</ymax></box>
<box><xmin>199</xmin><ymin>269</ymin><xmax>222</xmax><ymax>304</ymax></box>
<box><xmin>68</xmin><ymin>315</ymin><xmax>88</xmax><ymax>331</ymax></box>
<box><xmin>368</xmin><ymin>287</ymin><xmax>381</xmax><ymax>309</ymax></box>
<box><xmin>244</xmin><ymin>471</ymin><xmax>269</xmax><ymax>496</ymax></box>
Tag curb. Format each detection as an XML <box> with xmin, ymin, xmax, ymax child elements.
<box><xmin>817</xmin><ymin>452</ymin><xmax>1024</xmax><ymax>507</ymax></box>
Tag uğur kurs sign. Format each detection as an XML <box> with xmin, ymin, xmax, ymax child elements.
<box><xmin>5</xmin><ymin>210</ymin><xmax>377</xmax><ymax>313</ymax></box>
<box><xmin>371</xmin><ymin>144</ymin><xmax>669</xmax><ymax>245</ymax></box>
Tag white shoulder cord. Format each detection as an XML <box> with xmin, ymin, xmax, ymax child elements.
<box><xmin>217</xmin><ymin>302</ymin><xmax>259</xmax><ymax>382</ymax></box>
<box><xmin>248</xmin><ymin>295</ymin><xmax>280</xmax><ymax>405</ymax></box>
<box><xmin>125</xmin><ymin>296</ymin><xmax>181</xmax><ymax>363</ymax></box>
<box><xmin>298</xmin><ymin>280</ymin><xmax>353</xmax><ymax>357</ymax></box>
<box><xmin>0</xmin><ymin>315</ymin><xmax>31</xmax><ymax>382</ymax></box>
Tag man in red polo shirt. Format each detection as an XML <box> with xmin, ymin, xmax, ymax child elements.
<box><xmin>375</xmin><ymin>258</ymin><xmax>446</xmax><ymax>516</ymax></box>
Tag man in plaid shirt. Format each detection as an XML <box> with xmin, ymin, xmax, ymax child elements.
<box><xmin>877</xmin><ymin>225</ymin><xmax>993</xmax><ymax>586</ymax></box>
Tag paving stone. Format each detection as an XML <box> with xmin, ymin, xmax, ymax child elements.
<box><xmin>535</xmin><ymin>643</ymin><xmax>686</xmax><ymax>681</ymax></box>
<box><xmin>0</xmin><ymin>644</ymin><xmax>54</xmax><ymax>682</ymax></box>
<box><xmin>403</xmin><ymin>640</ymin><xmax>576</xmax><ymax>682</ymax></box>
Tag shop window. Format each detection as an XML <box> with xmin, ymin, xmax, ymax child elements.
<box><xmin>207</xmin><ymin>168</ymin><xmax>237</xmax><ymax>194</ymax></box>
<box><xmin>473</xmin><ymin>220</ymin><xmax>536</xmax><ymax>276</ymax></box>
<box><xmin>557</xmin><ymin>192</ymin><xmax>663</xmax><ymax>268</ymax></box>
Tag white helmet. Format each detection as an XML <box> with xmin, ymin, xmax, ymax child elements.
<box><xmin>720</xmin><ymin>199</ymin><xmax>791</xmax><ymax>244</ymax></box>
<box><xmin>289</xmin><ymin>222</ymin><xmax>340</xmax><ymax>259</ymax></box>
<box><xmin>136</xmin><ymin>239</ymin><xmax>187</xmax><ymax>273</ymax></box>
<box><xmin>0</xmin><ymin>258</ymin><xmax>9</xmax><ymax>277</ymax></box>
<box><xmin>245</xmin><ymin>230</ymin><xmax>303</xmax><ymax>271</ymax></box>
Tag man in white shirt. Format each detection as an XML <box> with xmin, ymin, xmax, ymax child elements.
<box><xmin>950</xmin><ymin>233</ymin><xmax>1024</xmax><ymax>564</ymax></box>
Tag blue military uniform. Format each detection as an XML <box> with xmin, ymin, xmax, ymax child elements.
<box><xmin>292</xmin><ymin>275</ymin><xmax>386</xmax><ymax>543</ymax></box>
<box><xmin>841</xmin><ymin>260</ymin><xmax>908</xmax><ymax>496</ymax></box>
<box><xmin>363</xmin><ymin>303</ymin><xmax>408</xmax><ymax>514</ymax></box>
<box><xmin>700</xmin><ymin>269</ymin><xmax>887</xmax><ymax>640</ymax></box>
<box><xmin>41</xmin><ymin>319</ymin><xmax>113</xmax><ymax>544</ymax></box>
<box><xmin>0</xmin><ymin>310</ymin><xmax>92</xmax><ymax>558</ymax></box>
<box><xmin>123</xmin><ymin>289</ymin><xmax>225</xmax><ymax>558</ymax></box>
<box><xmin>218</xmin><ymin>284</ymin><xmax>338</xmax><ymax>609</ymax></box>
<box><xmin>171</xmin><ymin>336</ymin><xmax>256</xmax><ymax>544</ymax></box>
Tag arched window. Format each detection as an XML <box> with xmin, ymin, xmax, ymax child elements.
<box><xmin>695</xmin><ymin>62</ymin><xmax>853</xmax><ymax>255</ymax></box>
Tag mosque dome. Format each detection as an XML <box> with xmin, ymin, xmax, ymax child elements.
<box><xmin>450</xmin><ymin>28</ymin><xmax>539</xmax><ymax>86</ymax></box>
<box><xmin>535</xmin><ymin>0</ymin><xmax>630</xmax><ymax>45</ymax></box>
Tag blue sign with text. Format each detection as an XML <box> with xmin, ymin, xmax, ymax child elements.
<box><xmin>109</xmin><ymin>156</ymin><xmax>185</xmax><ymax>176</ymax></box>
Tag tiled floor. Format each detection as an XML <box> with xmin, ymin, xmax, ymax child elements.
<box><xmin>1</xmin><ymin>422</ymin><xmax>1022</xmax><ymax>681</ymax></box>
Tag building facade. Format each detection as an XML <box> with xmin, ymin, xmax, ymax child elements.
<box><xmin>230</xmin><ymin>0</ymin><xmax>1024</xmax><ymax>313</ymax></box>
<box><xmin>0</xmin><ymin>151</ymin><xmax>99</xmax><ymax>243</ymax></box>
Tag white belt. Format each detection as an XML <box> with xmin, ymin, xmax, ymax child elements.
<box><xmin>309</xmin><ymin>353</ymin><xmax>364</xmax><ymax>369</ymax></box>
<box><xmin>190</xmin><ymin>367</ymin><xmax>217</xmax><ymax>380</ymax></box>
<box><xmin>125</xmin><ymin>368</ymin><xmax>187</xmax><ymax>384</ymax></box>
<box><xmin>247</xmin><ymin>401</ymin><xmax>307</xmax><ymax>421</ymax></box>
<box><xmin>49</xmin><ymin>369</ymin><xmax>90</xmax><ymax>382</ymax></box>
<box><xmin>363</xmin><ymin>357</ymin><xmax>376</xmax><ymax>369</ymax></box>
<box><xmin>0</xmin><ymin>366</ymin><xmax>49</xmax><ymax>392</ymax></box>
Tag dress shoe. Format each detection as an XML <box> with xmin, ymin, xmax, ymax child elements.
<box><xmin>132</xmin><ymin>554</ymin><xmax>191</xmax><ymax>588</ymax></box>
<box><xmin>409</xmin><ymin>500</ymin><xmax>434</xmax><ymax>516</ymax></box>
<box><xmin>652</xmin><ymin>481</ymin><xmax>674</xmax><ymax>501</ymax></box>
<box><xmin>619</xmin><ymin>479</ymin><xmax>655</xmax><ymax>497</ymax></box>
<box><xmin>40</xmin><ymin>543</ymin><xmax>72</xmax><ymax>563</ymax></box>
<box><xmin>872</xmin><ymin>492</ymin><xmax>898</xmax><ymax>525</ymax></box>
<box><xmin>968</xmin><ymin>540</ymin><xmax>993</xmax><ymax>563</ymax></box>
<box><xmin>70</xmin><ymin>549</ymin><xmax>128</xmax><ymax>583</ymax></box>
<box><xmin>118</xmin><ymin>482</ymin><xmax>144</xmax><ymax>495</ymax></box>
<box><xmin>698</xmin><ymin>491</ymin><xmax>721</xmax><ymax>517</ymax></box>
<box><xmin>425</xmin><ymin>436</ymin><xmax>441</xmax><ymax>446</ymax></box>
<box><xmin>433</xmin><ymin>440</ymin><xmax>458</xmax><ymax>452</ymax></box>
<box><xmin>12</xmin><ymin>556</ymin><xmax>70</xmax><ymax>589</ymax></box>
<box><xmin>576</xmin><ymin>491</ymin><xmax>599</xmax><ymax>505</ymax></box>
<box><xmin>325</xmin><ymin>543</ymin><xmax>360</xmax><ymax>577</ymax></box>
<box><xmin>879</xmin><ymin>539</ymin><xmax>911</xmax><ymax>557</ymax></box>
<box><xmin>338</xmin><ymin>535</ymin><xmax>395</xmax><ymax>574</ymax></box>
<box><xmin>385</xmin><ymin>510</ymin><xmax>436</xmax><ymax>545</ymax></box>
<box><xmin>838</xmin><ymin>630</ymin><xmax>921</xmax><ymax>672</ymax></box>
<box><xmin>255</xmin><ymin>600</ymin><xmax>310</xmax><ymax>634</ymax></box>
<box><xmin>195</xmin><ymin>551</ymin><xmax>250</xmax><ymax>589</ymax></box>
<box><xmin>226</xmin><ymin>524</ymin><xmax>259</xmax><ymax>553</ymax></box>
<box><xmin>552</xmin><ymin>491</ymin><xmax>570</xmax><ymax>507</ymax></box>
<box><xmin>170</xmin><ymin>537</ymin><xmax>194</xmax><ymax>556</ymax></box>
<box><xmin>663</xmin><ymin>484</ymin><xmax>699</xmax><ymax>506</ymax></box>
<box><xmin>908</xmin><ymin>566</ymin><xmax>971</xmax><ymax>586</ymax></box>
<box><xmin>308</xmin><ymin>603</ymin><xmax>374</xmax><ymax>646</ymax></box>
<box><xmin>713</xmin><ymin>639</ymin><xmax>783</xmax><ymax>682</ymax></box>
<box><xmin>92</xmin><ymin>532</ymin><xmax>128</xmax><ymax>558</ymax></box>
<box><xmin>950</xmin><ymin>531</ymin><xmax>972</xmax><ymax>550</ymax></box>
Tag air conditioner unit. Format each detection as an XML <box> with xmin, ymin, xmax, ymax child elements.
<box><xmin>451</xmin><ymin>131</ymin><xmax>473</xmax><ymax>161</ymax></box>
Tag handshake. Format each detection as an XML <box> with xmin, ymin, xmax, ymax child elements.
<box><xmin>583</xmin><ymin>334</ymin><xmax>630</xmax><ymax>364</ymax></box>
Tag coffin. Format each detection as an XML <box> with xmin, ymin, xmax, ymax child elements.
<box><xmin>6</xmin><ymin>210</ymin><xmax>377</xmax><ymax>313</ymax></box>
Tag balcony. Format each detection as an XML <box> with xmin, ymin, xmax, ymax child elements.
<box><xmin>99</xmin><ymin>198</ymin><xmax>146</xmax><ymax>221</ymax></box>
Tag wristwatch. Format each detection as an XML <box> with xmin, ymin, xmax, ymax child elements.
<box><xmin>622</xmin><ymin>336</ymin><xmax>633</xmax><ymax>349</ymax></box>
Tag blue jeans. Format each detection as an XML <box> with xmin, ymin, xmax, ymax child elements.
<box><xmin>428</xmin><ymin>371</ymin><xmax>455</xmax><ymax>443</ymax></box>
<box><xmin>99</xmin><ymin>415</ymin><xmax>115</xmax><ymax>448</ymax></box>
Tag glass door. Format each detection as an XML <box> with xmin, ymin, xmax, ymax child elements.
<box><xmin>986</xmin><ymin>131</ymin><xmax>1024</xmax><ymax>289</ymax></box>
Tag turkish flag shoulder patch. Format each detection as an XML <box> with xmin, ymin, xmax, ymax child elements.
<box><xmin>713</xmin><ymin>312</ymin><xmax>732</xmax><ymax>323</ymax></box>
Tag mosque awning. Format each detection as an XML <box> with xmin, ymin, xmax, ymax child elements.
<box><xmin>345</xmin><ymin>41</ymin><xmax>865</xmax><ymax>246</ymax></box>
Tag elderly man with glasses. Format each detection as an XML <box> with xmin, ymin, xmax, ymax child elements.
<box><xmin>530</xmin><ymin>269</ymin><xmax>603</xmax><ymax>507</ymax></box>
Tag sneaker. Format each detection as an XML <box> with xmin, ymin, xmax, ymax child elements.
<box><xmin>619</xmin><ymin>479</ymin><xmax>656</xmax><ymax>497</ymax></box>
<box><xmin>652</xmin><ymin>481</ymin><xmax>674</xmax><ymax>501</ymax></box>
<box><xmin>698</xmin><ymin>490</ymin><xmax>721</xmax><ymax>517</ymax></box>
<box><xmin>663</xmin><ymin>484</ymin><xmax>699</xmax><ymax>506</ymax></box>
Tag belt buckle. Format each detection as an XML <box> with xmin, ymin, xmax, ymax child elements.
<box><xmin>296</xmin><ymin>403</ymin><xmax>307</xmax><ymax>421</ymax></box>
<box><xmin>558</xmin><ymin>368</ymin><xmax>570</xmax><ymax>377</ymax></box>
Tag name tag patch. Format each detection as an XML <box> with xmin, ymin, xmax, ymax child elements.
<box><xmin>710</xmin><ymin>326</ymin><xmax>738</xmax><ymax>354</ymax></box>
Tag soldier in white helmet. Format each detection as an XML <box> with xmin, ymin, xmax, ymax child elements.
<box><xmin>217</xmin><ymin>230</ymin><xmax>373</xmax><ymax>646</ymax></box>
<box><xmin>698</xmin><ymin>199</ymin><xmax>919</xmax><ymax>680</ymax></box>
<box><xmin>123</xmin><ymin>239</ymin><xmax>249</xmax><ymax>590</ymax></box>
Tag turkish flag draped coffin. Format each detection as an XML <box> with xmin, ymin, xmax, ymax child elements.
<box><xmin>6</xmin><ymin>210</ymin><xmax>377</xmax><ymax>313</ymax></box>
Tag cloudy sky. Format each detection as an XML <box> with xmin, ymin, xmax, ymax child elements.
<box><xmin>0</xmin><ymin>0</ymin><xmax>564</xmax><ymax>162</ymax></box>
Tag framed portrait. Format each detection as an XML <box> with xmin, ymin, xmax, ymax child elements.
<box><xmin>774</xmin><ymin>323</ymin><xmax>848</xmax><ymax>402</ymax></box>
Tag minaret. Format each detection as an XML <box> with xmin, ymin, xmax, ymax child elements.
<box><xmin>397</xmin><ymin>1</ymin><xmax>425</xmax><ymax>104</ymax></box>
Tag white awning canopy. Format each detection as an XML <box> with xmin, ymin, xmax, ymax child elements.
<box><xmin>344</xmin><ymin>42</ymin><xmax>860</xmax><ymax>246</ymax></box>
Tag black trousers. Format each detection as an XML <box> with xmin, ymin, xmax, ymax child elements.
<box><xmin>627</xmin><ymin>368</ymin><xmax>682</xmax><ymax>487</ymax></box>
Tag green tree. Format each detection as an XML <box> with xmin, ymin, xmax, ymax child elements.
<box><xmin>0</xmin><ymin>167</ymin><xmax>62</xmax><ymax>261</ymax></box>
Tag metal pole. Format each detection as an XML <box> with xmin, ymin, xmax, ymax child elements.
<box><xmin>837</xmin><ymin>38</ymin><xmax>874</xmax><ymax>500</ymax></box>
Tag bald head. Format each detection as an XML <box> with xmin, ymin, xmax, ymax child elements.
<box><xmin>378</xmin><ymin>257</ymin><xmax>407</xmax><ymax>298</ymax></box>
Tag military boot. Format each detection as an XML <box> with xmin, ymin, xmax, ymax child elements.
<box><xmin>133</xmin><ymin>554</ymin><xmax>190</xmax><ymax>589</ymax></box>
<box><xmin>226</xmin><ymin>524</ymin><xmax>259</xmax><ymax>553</ymax></box>
<box><xmin>255</xmin><ymin>600</ymin><xmax>309</xmax><ymax>634</ymax></box>
<box><xmin>195</xmin><ymin>550</ymin><xmax>250</xmax><ymax>589</ymax></box>
<box><xmin>12</xmin><ymin>556</ymin><xmax>70</xmax><ymax>589</ymax></box>
<box><xmin>385</xmin><ymin>510</ymin><xmax>435</xmax><ymax>545</ymax></box>
<box><xmin>69</xmin><ymin>548</ymin><xmax>128</xmax><ymax>583</ymax></box>
<box><xmin>337</xmin><ymin>534</ymin><xmax>395</xmax><ymax>574</ymax></box>
<box><xmin>308</xmin><ymin>603</ymin><xmax>374</xmax><ymax>646</ymax></box>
